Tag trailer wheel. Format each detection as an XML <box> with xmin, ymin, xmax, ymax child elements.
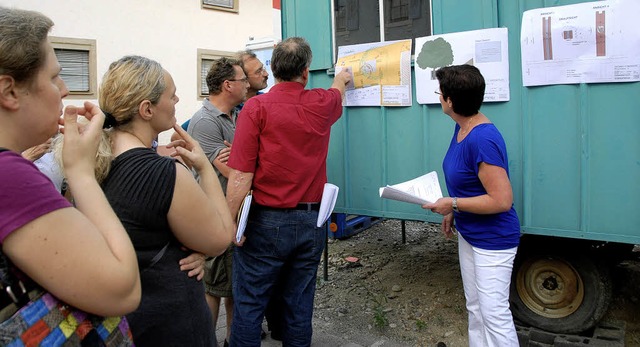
<box><xmin>510</xmin><ymin>254</ymin><xmax>612</xmax><ymax>334</ymax></box>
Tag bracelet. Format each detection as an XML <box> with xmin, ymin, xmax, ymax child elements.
<box><xmin>452</xmin><ymin>197</ymin><xmax>459</xmax><ymax>212</ymax></box>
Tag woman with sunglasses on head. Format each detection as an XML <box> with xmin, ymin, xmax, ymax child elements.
<box><xmin>423</xmin><ymin>64</ymin><xmax>520</xmax><ymax>347</ymax></box>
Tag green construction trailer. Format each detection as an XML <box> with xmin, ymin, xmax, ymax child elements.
<box><xmin>280</xmin><ymin>0</ymin><xmax>640</xmax><ymax>334</ymax></box>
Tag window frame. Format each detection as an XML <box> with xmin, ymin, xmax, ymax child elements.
<box><xmin>201</xmin><ymin>0</ymin><xmax>239</xmax><ymax>13</ymax></box>
<box><xmin>197</xmin><ymin>49</ymin><xmax>235</xmax><ymax>99</ymax></box>
<box><xmin>49</xmin><ymin>36</ymin><xmax>97</xmax><ymax>99</ymax></box>
<box><xmin>385</xmin><ymin>0</ymin><xmax>412</xmax><ymax>28</ymax></box>
<box><xmin>331</xmin><ymin>0</ymin><xmax>433</xmax><ymax>61</ymax></box>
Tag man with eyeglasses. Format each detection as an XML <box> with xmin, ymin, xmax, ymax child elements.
<box><xmin>186</xmin><ymin>56</ymin><xmax>248</xmax><ymax>347</ymax></box>
<box><xmin>211</xmin><ymin>51</ymin><xmax>270</xmax><ymax>182</ymax></box>
<box><xmin>236</xmin><ymin>50</ymin><xmax>269</xmax><ymax>102</ymax></box>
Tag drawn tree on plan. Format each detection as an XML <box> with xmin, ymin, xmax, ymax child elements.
<box><xmin>416</xmin><ymin>37</ymin><xmax>454</xmax><ymax>74</ymax></box>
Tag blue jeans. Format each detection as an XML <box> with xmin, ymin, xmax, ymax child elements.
<box><xmin>230</xmin><ymin>208</ymin><xmax>325</xmax><ymax>347</ymax></box>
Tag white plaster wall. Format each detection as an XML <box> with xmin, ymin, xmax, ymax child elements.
<box><xmin>0</xmin><ymin>0</ymin><xmax>273</xmax><ymax>143</ymax></box>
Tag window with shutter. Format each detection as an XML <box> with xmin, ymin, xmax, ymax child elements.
<box><xmin>49</xmin><ymin>37</ymin><xmax>97</xmax><ymax>98</ymax></box>
<box><xmin>197</xmin><ymin>49</ymin><xmax>234</xmax><ymax>98</ymax></box>
<box><xmin>55</xmin><ymin>49</ymin><xmax>90</xmax><ymax>92</ymax></box>
<box><xmin>202</xmin><ymin>0</ymin><xmax>239</xmax><ymax>13</ymax></box>
<box><xmin>200</xmin><ymin>58</ymin><xmax>215</xmax><ymax>96</ymax></box>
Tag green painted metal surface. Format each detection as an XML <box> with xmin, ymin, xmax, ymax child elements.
<box><xmin>281</xmin><ymin>0</ymin><xmax>640</xmax><ymax>244</ymax></box>
<box><xmin>280</xmin><ymin>0</ymin><xmax>333</xmax><ymax>70</ymax></box>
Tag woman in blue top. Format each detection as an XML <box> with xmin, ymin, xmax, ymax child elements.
<box><xmin>423</xmin><ymin>65</ymin><xmax>520</xmax><ymax>347</ymax></box>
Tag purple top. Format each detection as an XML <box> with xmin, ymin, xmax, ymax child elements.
<box><xmin>0</xmin><ymin>150</ymin><xmax>71</xmax><ymax>243</ymax></box>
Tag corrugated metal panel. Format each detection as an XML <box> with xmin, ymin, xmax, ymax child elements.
<box><xmin>281</xmin><ymin>0</ymin><xmax>640</xmax><ymax>244</ymax></box>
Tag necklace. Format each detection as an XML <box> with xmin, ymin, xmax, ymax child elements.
<box><xmin>119</xmin><ymin>130</ymin><xmax>150</xmax><ymax>148</ymax></box>
<box><xmin>458</xmin><ymin>115</ymin><xmax>476</xmax><ymax>136</ymax></box>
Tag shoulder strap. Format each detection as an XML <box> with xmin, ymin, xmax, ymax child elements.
<box><xmin>0</xmin><ymin>249</ymin><xmax>33</xmax><ymax>308</ymax></box>
<box><xmin>148</xmin><ymin>242</ymin><xmax>171</xmax><ymax>269</ymax></box>
<box><xmin>0</xmin><ymin>147</ymin><xmax>40</xmax><ymax>308</ymax></box>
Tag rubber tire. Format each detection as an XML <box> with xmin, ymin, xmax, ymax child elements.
<box><xmin>509</xmin><ymin>253</ymin><xmax>612</xmax><ymax>334</ymax></box>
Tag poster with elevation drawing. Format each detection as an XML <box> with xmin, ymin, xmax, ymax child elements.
<box><xmin>414</xmin><ymin>28</ymin><xmax>509</xmax><ymax>104</ymax></box>
<box><xmin>336</xmin><ymin>39</ymin><xmax>412</xmax><ymax>107</ymax></box>
<box><xmin>521</xmin><ymin>0</ymin><xmax>640</xmax><ymax>86</ymax></box>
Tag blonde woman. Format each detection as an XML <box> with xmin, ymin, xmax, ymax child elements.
<box><xmin>0</xmin><ymin>7</ymin><xmax>140</xmax><ymax>317</ymax></box>
<box><xmin>96</xmin><ymin>55</ymin><xmax>234</xmax><ymax>346</ymax></box>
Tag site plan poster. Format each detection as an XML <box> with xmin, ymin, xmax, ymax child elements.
<box><xmin>521</xmin><ymin>0</ymin><xmax>640</xmax><ymax>86</ymax></box>
<box><xmin>414</xmin><ymin>28</ymin><xmax>510</xmax><ymax>105</ymax></box>
<box><xmin>336</xmin><ymin>39</ymin><xmax>412</xmax><ymax>107</ymax></box>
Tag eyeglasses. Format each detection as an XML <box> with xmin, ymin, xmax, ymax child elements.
<box><xmin>434</xmin><ymin>90</ymin><xmax>442</xmax><ymax>96</ymax></box>
<box><xmin>228</xmin><ymin>77</ymin><xmax>249</xmax><ymax>83</ymax></box>
<box><xmin>251</xmin><ymin>66</ymin><xmax>267</xmax><ymax>76</ymax></box>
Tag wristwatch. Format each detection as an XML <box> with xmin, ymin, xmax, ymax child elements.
<box><xmin>452</xmin><ymin>197</ymin><xmax>459</xmax><ymax>212</ymax></box>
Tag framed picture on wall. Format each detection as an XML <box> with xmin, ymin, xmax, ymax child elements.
<box><xmin>202</xmin><ymin>0</ymin><xmax>239</xmax><ymax>13</ymax></box>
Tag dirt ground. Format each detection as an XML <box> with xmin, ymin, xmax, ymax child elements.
<box><xmin>312</xmin><ymin>219</ymin><xmax>640</xmax><ymax>346</ymax></box>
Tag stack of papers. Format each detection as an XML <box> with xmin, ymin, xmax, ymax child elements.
<box><xmin>379</xmin><ymin>171</ymin><xmax>443</xmax><ymax>205</ymax></box>
<box><xmin>317</xmin><ymin>183</ymin><xmax>339</xmax><ymax>227</ymax></box>
<box><xmin>236</xmin><ymin>190</ymin><xmax>252</xmax><ymax>243</ymax></box>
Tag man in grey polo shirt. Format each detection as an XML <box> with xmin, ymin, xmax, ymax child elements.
<box><xmin>188</xmin><ymin>57</ymin><xmax>248</xmax><ymax>191</ymax></box>
<box><xmin>187</xmin><ymin>57</ymin><xmax>248</xmax><ymax>346</ymax></box>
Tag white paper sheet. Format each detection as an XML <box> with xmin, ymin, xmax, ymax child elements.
<box><xmin>379</xmin><ymin>171</ymin><xmax>443</xmax><ymax>205</ymax></box>
<box><xmin>520</xmin><ymin>0</ymin><xmax>640</xmax><ymax>86</ymax></box>
<box><xmin>317</xmin><ymin>183</ymin><xmax>339</xmax><ymax>227</ymax></box>
<box><xmin>236</xmin><ymin>191</ymin><xmax>252</xmax><ymax>243</ymax></box>
<box><xmin>414</xmin><ymin>28</ymin><xmax>510</xmax><ymax>104</ymax></box>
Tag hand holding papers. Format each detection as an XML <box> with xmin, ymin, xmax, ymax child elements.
<box><xmin>236</xmin><ymin>190</ymin><xmax>252</xmax><ymax>243</ymax></box>
<box><xmin>317</xmin><ymin>183</ymin><xmax>339</xmax><ymax>227</ymax></box>
<box><xmin>379</xmin><ymin>171</ymin><xmax>443</xmax><ymax>205</ymax></box>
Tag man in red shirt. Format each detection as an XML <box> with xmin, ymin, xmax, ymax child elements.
<box><xmin>225</xmin><ymin>37</ymin><xmax>351</xmax><ymax>346</ymax></box>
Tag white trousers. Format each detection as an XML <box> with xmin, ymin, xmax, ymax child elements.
<box><xmin>458</xmin><ymin>234</ymin><xmax>519</xmax><ymax>347</ymax></box>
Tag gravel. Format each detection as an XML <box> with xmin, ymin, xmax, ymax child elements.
<box><xmin>312</xmin><ymin>219</ymin><xmax>640</xmax><ymax>346</ymax></box>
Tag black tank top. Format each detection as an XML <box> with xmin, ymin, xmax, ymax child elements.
<box><xmin>101</xmin><ymin>148</ymin><xmax>213</xmax><ymax>346</ymax></box>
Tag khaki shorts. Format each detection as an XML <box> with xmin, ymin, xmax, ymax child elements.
<box><xmin>204</xmin><ymin>245</ymin><xmax>233</xmax><ymax>297</ymax></box>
